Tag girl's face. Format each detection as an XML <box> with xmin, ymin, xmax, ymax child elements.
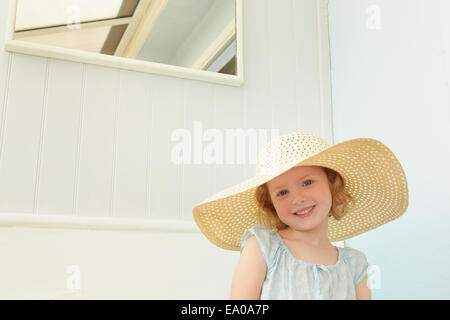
<box><xmin>266</xmin><ymin>165</ymin><xmax>332</xmax><ymax>233</ymax></box>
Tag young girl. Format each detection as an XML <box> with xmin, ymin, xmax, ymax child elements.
<box><xmin>192</xmin><ymin>132</ymin><xmax>409</xmax><ymax>300</ymax></box>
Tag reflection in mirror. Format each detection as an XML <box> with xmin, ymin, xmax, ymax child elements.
<box><xmin>13</xmin><ymin>0</ymin><xmax>237</xmax><ymax>75</ymax></box>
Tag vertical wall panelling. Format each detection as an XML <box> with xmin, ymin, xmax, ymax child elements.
<box><xmin>148</xmin><ymin>75</ymin><xmax>184</xmax><ymax>220</ymax></box>
<box><xmin>33</xmin><ymin>59</ymin><xmax>50</xmax><ymax>213</ymax></box>
<box><xmin>109</xmin><ymin>72</ymin><xmax>120</xmax><ymax>217</ymax></box>
<box><xmin>0</xmin><ymin>0</ymin><xmax>12</xmax><ymax>181</ymax></box>
<box><xmin>113</xmin><ymin>70</ymin><xmax>154</xmax><ymax>219</ymax></box>
<box><xmin>240</xmin><ymin>84</ymin><xmax>251</xmax><ymax>181</ymax></box>
<box><xmin>241</xmin><ymin>0</ymin><xmax>272</xmax><ymax>184</ymax></box>
<box><xmin>72</xmin><ymin>64</ymin><xmax>87</xmax><ymax>215</ymax></box>
<box><xmin>243</xmin><ymin>0</ymin><xmax>272</xmax><ymax>136</ymax></box>
<box><xmin>0</xmin><ymin>54</ymin><xmax>12</xmax><ymax>191</ymax></box>
<box><xmin>293</xmin><ymin>0</ymin><xmax>324</xmax><ymax>137</ymax></box>
<box><xmin>267</xmin><ymin>0</ymin><xmax>298</xmax><ymax>134</ymax></box>
<box><xmin>75</xmin><ymin>65</ymin><xmax>119</xmax><ymax>217</ymax></box>
<box><xmin>36</xmin><ymin>60</ymin><xmax>83</xmax><ymax>216</ymax></box>
<box><xmin>317</xmin><ymin>0</ymin><xmax>334</xmax><ymax>143</ymax></box>
<box><xmin>180</xmin><ymin>80</ymin><xmax>215</xmax><ymax>220</ymax></box>
<box><xmin>146</xmin><ymin>80</ymin><xmax>153</xmax><ymax>218</ymax></box>
<box><xmin>291</xmin><ymin>0</ymin><xmax>301</xmax><ymax>133</ymax></box>
<box><xmin>0</xmin><ymin>54</ymin><xmax>47</xmax><ymax>213</ymax></box>
<box><xmin>210</xmin><ymin>84</ymin><xmax>245</xmax><ymax>194</ymax></box>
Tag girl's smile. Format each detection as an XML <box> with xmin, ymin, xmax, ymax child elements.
<box><xmin>292</xmin><ymin>205</ymin><xmax>316</xmax><ymax>218</ymax></box>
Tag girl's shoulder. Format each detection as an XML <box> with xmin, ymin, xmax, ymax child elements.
<box><xmin>241</xmin><ymin>224</ymin><xmax>280</xmax><ymax>269</ymax></box>
<box><xmin>241</xmin><ymin>224</ymin><xmax>278</xmax><ymax>250</ymax></box>
<box><xmin>339</xmin><ymin>246</ymin><xmax>370</xmax><ymax>286</ymax></box>
<box><xmin>339</xmin><ymin>246</ymin><xmax>368</xmax><ymax>263</ymax></box>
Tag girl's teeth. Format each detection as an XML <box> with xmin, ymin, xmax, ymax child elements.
<box><xmin>296</xmin><ymin>206</ymin><xmax>314</xmax><ymax>215</ymax></box>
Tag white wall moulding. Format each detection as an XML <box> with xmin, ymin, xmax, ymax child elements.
<box><xmin>4</xmin><ymin>0</ymin><xmax>244</xmax><ymax>86</ymax></box>
<box><xmin>0</xmin><ymin>213</ymin><xmax>199</xmax><ymax>233</ymax></box>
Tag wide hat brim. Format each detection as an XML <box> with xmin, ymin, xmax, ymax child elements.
<box><xmin>192</xmin><ymin>136</ymin><xmax>409</xmax><ymax>251</ymax></box>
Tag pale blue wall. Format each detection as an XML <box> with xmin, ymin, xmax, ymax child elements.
<box><xmin>329</xmin><ymin>0</ymin><xmax>450</xmax><ymax>299</ymax></box>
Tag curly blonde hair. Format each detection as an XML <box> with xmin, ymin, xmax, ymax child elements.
<box><xmin>254</xmin><ymin>166</ymin><xmax>354</xmax><ymax>230</ymax></box>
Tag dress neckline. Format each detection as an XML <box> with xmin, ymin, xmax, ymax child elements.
<box><xmin>272</xmin><ymin>230</ymin><xmax>342</xmax><ymax>268</ymax></box>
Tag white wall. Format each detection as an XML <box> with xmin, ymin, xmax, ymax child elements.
<box><xmin>0</xmin><ymin>226</ymin><xmax>239</xmax><ymax>299</ymax></box>
<box><xmin>329</xmin><ymin>0</ymin><xmax>450</xmax><ymax>299</ymax></box>
<box><xmin>0</xmin><ymin>0</ymin><xmax>333</xmax><ymax>299</ymax></box>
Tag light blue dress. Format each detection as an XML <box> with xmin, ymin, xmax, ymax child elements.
<box><xmin>241</xmin><ymin>224</ymin><xmax>370</xmax><ymax>300</ymax></box>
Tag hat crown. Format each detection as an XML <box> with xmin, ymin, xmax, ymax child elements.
<box><xmin>255</xmin><ymin>132</ymin><xmax>330</xmax><ymax>176</ymax></box>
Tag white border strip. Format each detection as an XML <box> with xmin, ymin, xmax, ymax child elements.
<box><xmin>0</xmin><ymin>213</ymin><xmax>200</xmax><ymax>233</ymax></box>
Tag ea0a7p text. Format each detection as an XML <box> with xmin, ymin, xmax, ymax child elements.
<box><xmin>225</xmin><ymin>304</ymin><xmax>269</xmax><ymax>315</ymax></box>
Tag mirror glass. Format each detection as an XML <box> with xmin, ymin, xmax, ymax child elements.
<box><xmin>12</xmin><ymin>0</ymin><xmax>237</xmax><ymax>76</ymax></box>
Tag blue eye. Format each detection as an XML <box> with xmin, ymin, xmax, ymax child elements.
<box><xmin>303</xmin><ymin>179</ymin><xmax>314</xmax><ymax>186</ymax></box>
<box><xmin>277</xmin><ymin>190</ymin><xmax>288</xmax><ymax>197</ymax></box>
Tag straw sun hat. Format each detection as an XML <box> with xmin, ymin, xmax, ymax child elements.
<box><xmin>192</xmin><ymin>132</ymin><xmax>409</xmax><ymax>251</ymax></box>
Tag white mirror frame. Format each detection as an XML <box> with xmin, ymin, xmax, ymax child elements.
<box><xmin>4</xmin><ymin>0</ymin><xmax>244</xmax><ymax>86</ymax></box>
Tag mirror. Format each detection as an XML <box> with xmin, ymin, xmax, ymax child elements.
<box><xmin>5</xmin><ymin>0</ymin><xmax>243</xmax><ymax>86</ymax></box>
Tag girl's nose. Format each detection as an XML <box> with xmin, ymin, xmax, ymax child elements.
<box><xmin>292</xmin><ymin>191</ymin><xmax>307</xmax><ymax>205</ymax></box>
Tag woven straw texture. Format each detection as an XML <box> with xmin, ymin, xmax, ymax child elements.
<box><xmin>192</xmin><ymin>132</ymin><xmax>409</xmax><ymax>251</ymax></box>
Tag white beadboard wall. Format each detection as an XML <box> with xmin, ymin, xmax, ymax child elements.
<box><xmin>0</xmin><ymin>0</ymin><xmax>333</xmax><ymax>299</ymax></box>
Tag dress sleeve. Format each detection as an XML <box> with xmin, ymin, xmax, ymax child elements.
<box><xmin>241</xmin><ymin>224</ymin><xmax>278</xmax><ymax>272</ymax></box>
<box><xmin>346</xmin><ymin>248</ymin><xmax>370</xmax><ymax>286</ymax></box>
